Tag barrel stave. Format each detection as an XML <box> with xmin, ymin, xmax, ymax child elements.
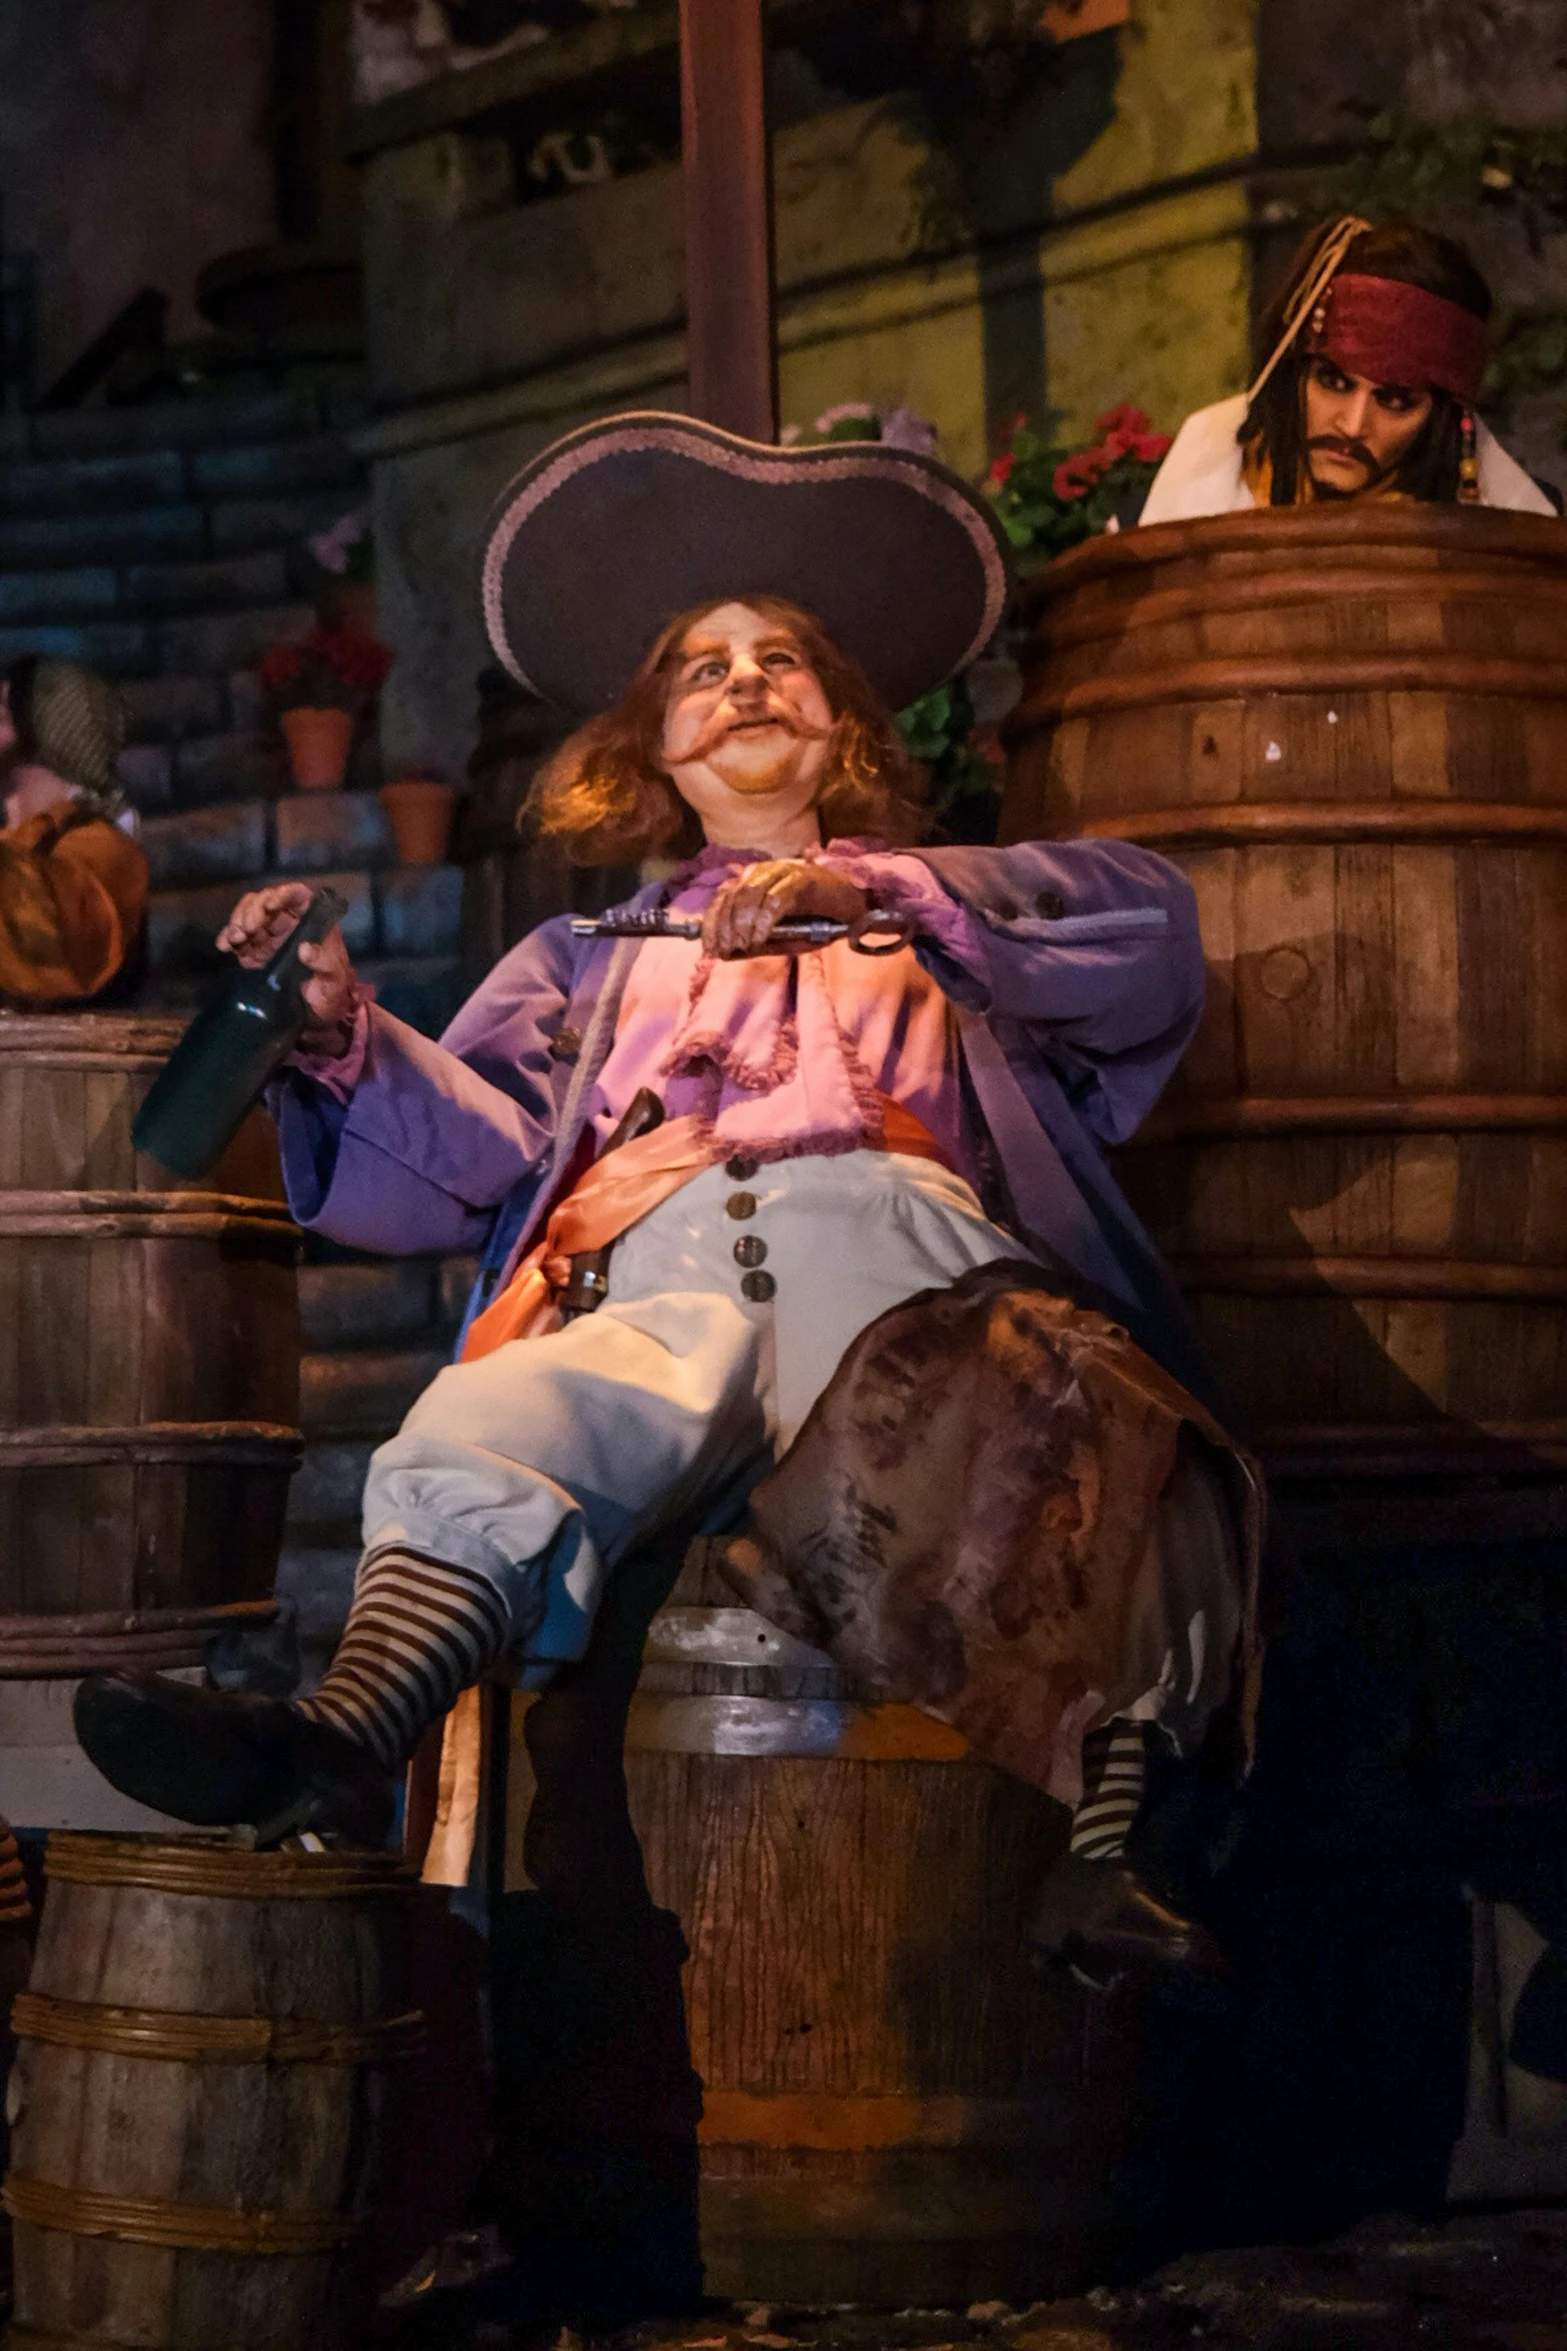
<box><xmin>616</xmin><ymin>1592</ymin><xmax>1132</xmax><ymax>2304</ymax></box>
<box><xmin>7</xmin><ymin>1836</ymin><xmax>414</xmax><ymax>2346</ymax></box>
<box><xmin>0</xmin><ymin>1017</ymin><xmax>301</xmax><ymax>1679</ymax></box>
<box><xmin>1003</xmin><ymin>508</ymin><xmax>1567</xmax><ymax>1478</ymax></box>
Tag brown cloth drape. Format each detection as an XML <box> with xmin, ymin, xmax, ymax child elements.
<box><xmin>0</xmin><ymin>807</ymin><xmax>148</xmax><ymax>1007</ymax></box>
<box><xmin>721</xmin><ymin>1261</ymin><xmax>1265</xmax><ymax>1802</ymax></box>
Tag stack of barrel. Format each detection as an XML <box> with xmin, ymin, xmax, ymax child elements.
<box><xmin>1001</xmin><ymin>505</ymin><xmax>1567</xmax><ymax>1532</ymax></box>
<box><xmin>0</xmin><ymin>1012</ymin><xmax>302</xmax><ymax>1821</ymax></box>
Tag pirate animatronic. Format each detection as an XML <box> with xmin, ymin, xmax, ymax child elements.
<box><xmin>1142</xmin><ymin>215</ymin><xmax>1558</xmax><ymax>524</ymax></box>
<box><xmin>78</xmin><ymin>416</ymin><xmax>1257</xmax><ymax>1982</ymax></box>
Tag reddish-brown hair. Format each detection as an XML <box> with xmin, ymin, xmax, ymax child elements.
<box><xmin>524</xmin><ymin>595</ymin><xmax>930</xmax><ymax>866</ymax></box>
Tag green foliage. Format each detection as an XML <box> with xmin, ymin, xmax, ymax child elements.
<box><xmin>985</xmin><ymin>406</ymin><xmax>1172</xmax><ymax>578</ymax></box>
<box><xmin>896</xmin><ymin>676</ymin><xmax>1006</xmax><ymax>844</ymax></box>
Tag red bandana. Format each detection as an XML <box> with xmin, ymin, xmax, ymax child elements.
<box><xmin>1307</xmin><ymin>272</ymin><xmax>1488</xmax><ymax>406</ymax></box>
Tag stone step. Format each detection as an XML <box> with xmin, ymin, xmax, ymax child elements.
<box><xmin>168</xmin><ymin>726</ymin><xmax>285</xmax><ymax>808</ymax></box>
<box><xmin>144</xmin><ymin>861</ymin><xmax>462</xmax><ymax>976</ymax></box>
<box><xmin>154</xmin><ymin>600</ymin><xmax>316</xmax><ymax>680</ymax></box>
<box><xmin>209</xmin><ymin>489</ymin><xmax>364</xmax><ymax>557</ymax></box>
<box><xmin>0</xmin><ymin>490</ymin><xmax>360</xmax><ymax>574</ymax></box>
<box><xmin>120</xmin><ymin>673</ymin><xmax>228</xmax><ymax>744</ymax></box>
<box><xmin>0</xmin><ymin>506</ymin><xmax>207</xmax><ymax>571</ymax></box>
<box><xmin>140</xmin><ymin>801</ymin><xmax>269</xmax><ymax>890</ymax></box>
<box><xmin>188</xmin><ymin>437</ymin><xmax>363</xmax><ymax>502</ymax></box>
<box><xmin>135</xmin><ymin>950</ymin><xmax>464</xmax><ymax>1029</ymax></box>
<box><xmin>300</xmin><ymin>1255</ymin><xmax>462</xmax><ymax>1352</ymax></box>
<box><xmin>286</xmin><ymin>1436</ymin><xmax>376</xmax><ymax>1531</ymax></box>
<box><xmin>145</xmin><ymin>867</ymin><xmax>375</xmax><ymax>974</ymax></box>
<box><xmin>300</xmin><ymin>1346</ymin><xmax>450</xmax><ymax>1437</ymax></box>
<box><xmin>0</xmin><ymin>435</ymin><xmax>361</xmax><ymax>520</ymax></box>
<box><xmin>0</xmin><ymin>448</ymin><xmax>188</xmax><ymax>517</ymax></box>
<box><xmin>139</xmin><ymin>790</ymin><xmax>395</xmax><ymax>888</ymax></box>
<box><xmin>0</xmin><ymin>548</ymin><xmax>293</xmax><ymax>626</ymax></box>
<box><xmin>0</xmin><ymin>619</ymin><xmax>152</xmax><ymax>676</ymax></box>
<box><xmin>0</xmin><ymin>601</ymin><xmax>313</xmax><ymax>683</ymax></box>
<box><xmin>275</xmin><ymin>1544</ymin><xmax>359</xmax><ymax>1666</ymax></box>
<box><xmin>21</xmin><ymin>388</ymin><xmax>326</xmax><ymax>461</ymax></box>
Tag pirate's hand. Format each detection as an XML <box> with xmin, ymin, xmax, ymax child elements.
<box><xmin>703</xmin><ymin>860</ymin><xmax>868</xmax><ymax>959</ymax></box>
<box><xmin>217</xmin><ymin>882</ymin><xmax>358</xmax><ymax>1049</ymax></box>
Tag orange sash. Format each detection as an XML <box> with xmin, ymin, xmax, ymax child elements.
<box><xmin>460</xmin><ymin>1098</ymin><xmax>955</xmax><ymax>1362</ymax></box>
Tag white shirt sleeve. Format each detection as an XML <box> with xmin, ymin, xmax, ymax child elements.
<box><xmin>1138</xmin><ymin>396</ymin><xmax>1253</xmax><ymax>525</ymax></box>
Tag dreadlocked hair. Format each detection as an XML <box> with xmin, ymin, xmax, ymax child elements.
<box><xmin>1238</xmin><ymin>217</ymin><xmax>1492</xmax><ymax>506</ymax></box>
<box><xmin>524</xmin><ymin>595</ymin><xmax>930</xmax><ymax>866</ymax></box>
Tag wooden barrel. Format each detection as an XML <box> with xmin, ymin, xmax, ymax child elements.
<box><xmin>4</xmin><ymin>1832</ymin><xmax>421</xmax><ymax>2348</ymax></box>
<box><xmin>0</xmin><ymin>1015</ymin><xmax>301</xmax><ymax>1677</ymax></box>
<box><xmin>1001</xmin><ymin>504</ymin><xmax>1567</xmax><ymax>1483</ymax></box>
<box><xmin>614</xmin><ymin>1550</ymin><xmax>1136</xmax><ymax>2306</ymax></box>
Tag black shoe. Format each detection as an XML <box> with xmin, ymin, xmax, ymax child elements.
<box><xmin>1030</xmin><ymin>1850</ymin><xmax>1228</xmax><ymax>1992</ymax></box>
<box><xmin>377</xmin><ymin>2224</ymin><xmax>534</xmax><ymax>2341</ymax></box>
<box><xmin>73</xmin><ymin>1671</ymin><xmax>394</xmax><ymax>1846</ymax></box>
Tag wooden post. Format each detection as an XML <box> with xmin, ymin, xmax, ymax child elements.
<box><xmin>678</xmin><ymin>0</ymin><xmax>777</xmax><ymax>442</ymax></box>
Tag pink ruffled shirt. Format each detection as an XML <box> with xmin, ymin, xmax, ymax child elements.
<box><xmin>294</xmin><ymin>840</ymin><xmax>986</xmax><ymax>1184</ymax></box>
<box><xmin>586</xmin><ymin>843</ymin><xmax>980</xmax><ymax>1178</ymax></box>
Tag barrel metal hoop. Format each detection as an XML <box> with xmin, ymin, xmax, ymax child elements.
<box><xmin>0</xmin><ymin>1423</ymin><xmax>304</xmax><ymax>1467</ymax></box>
<box><xmin>1028</xmin><ymin>562</ymin><xmax>1567</xmax><ymax>655</ymax></box>
<box><xmin>11</xmin><ymin>1990</ymin><xmax>425</xmax><ymax>2067</ymax></box>
<box><xmin>44</xmin><ymin>1833</ymin><xmax>419</xmax><ymax>1902</ymax></box>
<box><xmin>0</xmin><ymin>1596</ymin><xmax>280</xmax><ymax>1679</ymax></box>
<box><xmin>1129</xmin><ymin>1092</ymin><xmax>1567</xmax><ymax>1141</ymax></box>
<box><xmin>698</xmin><ymin>2091</ymin><xmax>1051</xmax><ymax>2151</ymax></box>
<box><xmin>1168</xmin><ymin>1255</ymin><xmax>1567</xmax><ymax>1302</ymax></box>
<box><xmin>624</xmin><ymin>1694</ymin><xmax>969</xmax><ymax>1761</ymax></box>
<box><xmin>1012</xmin><ymin>655</ymin><xmax>1567</xmax><ymax>727</ymax></box>
<box><xmin>2</xmin><ymin>2172</ymin><xmax>353</xmax><ymax>2254</ymax></box>
<box><xmin>1080</xmin><ymin>801</ymin><xmax>1567</xmax><ymax>849</ymax></box>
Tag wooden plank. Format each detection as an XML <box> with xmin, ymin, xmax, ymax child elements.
<box><xmin>679</xmin><ymin>0</ymin><xmax>776</xmax><ymax>441</ymax></box>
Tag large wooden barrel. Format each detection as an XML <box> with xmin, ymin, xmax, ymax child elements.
<box><xmin>615</xmin><ymin>1551</ymin><xmax>1135</xmax><ymax>2305</ymax></box>
<box><xmin>0</xmin><ymin>1014</ymin><xmax>301</xmax><ymax>1678</ymax></box>
<box><xmin>3</xmin><ymin>1832</ymin><xmax>420</xmax><ymax>2347</ymax></box>
<box><xmin>1001</xmin><ymin>505</ymin><xmax>1567</xmax><ymax>1485</ymax></box>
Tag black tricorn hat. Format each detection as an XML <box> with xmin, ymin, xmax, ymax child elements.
<box><xmin>480</xmin><ymin>412</ymin><xmax>1011</xmax><ymax>718</ymax></box>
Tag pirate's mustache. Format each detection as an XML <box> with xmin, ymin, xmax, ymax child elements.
<box><xmin>1309</xmin><ymin>431</ymin><xmax>1378</xmax><ymax>473</ymax></box>
<box><xmin>681</xmin><ymin>697</ymin><xmax>833</xmax><ymax>764</ymax></box>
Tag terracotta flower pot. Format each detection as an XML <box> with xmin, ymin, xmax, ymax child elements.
<box><xmin>280</xmin><ymin>704</ymin><xmax>355</xmax><ymax>791</ymax></box>
<box><xmin>379</xmin><ymin>775</ymin><xmax>455</xmax><ymax>865</ymax></box>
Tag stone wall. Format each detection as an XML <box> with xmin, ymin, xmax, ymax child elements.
<box><xmin>0</xmin><ymin>0</ymin><xmax>277</xmax><ymax>390</ymax></box>
<box><xmin>357</xmin><ymin>0</ymin><xmax>1258</xmax><ymax>779</ymax></box>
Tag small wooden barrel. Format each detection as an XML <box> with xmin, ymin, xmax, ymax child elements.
<box><xmin>0</xmin><ymin>1015</ymin><xmax>301</xmax><ymax>1676</ymax></box>
<box><xmin>4</xmin><ymin>1832</ymin><xmax>420</xmax><ymax>2348</ymax></box>
<box><xmin>618</xmin><ymin>1560</ymin><xmax>1134</xmax><ymax>2305</ymax></box>
<box><xmin>1002</xmin><ymin>505</ymin><xmax>1567</xmax><ymax>1482</ymax></box>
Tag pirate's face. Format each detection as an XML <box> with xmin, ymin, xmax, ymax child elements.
<box><xmin>1302</xmin><ymin>355</ymin><xmax>1436</xmax><ymax>495</ymax></box>
<box><xmin>661</xmin><ymin>601</ymin><xmax>834</xmax><ymax>840</ymax></box>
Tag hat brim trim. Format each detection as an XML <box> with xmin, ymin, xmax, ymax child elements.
<box><xmin>481</xmin><ymin>415</ymin><xmax>1010</xmax><ymax>708</ymax></box>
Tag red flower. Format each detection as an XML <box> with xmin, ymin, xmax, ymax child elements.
<box><xmin>1132</xmin><ymin>430</ymin><xmax>1172</xmax><ymax>462</ymax></box>
<box><xmin>1053</xmin><ymin>450</ymin><xmax>1109</xmax><ymax>499</ymax></box>
<box><xmin>257</xmin><ymin>642</ymin><xmax>307</xmax><ymax>691</ymax></box>
<box><xmin>1094</xmin><ymin>402</ymin><xmax>1153</xmax><ymax>438</ymax></box>
<box><xmin>968</xmin><ymin>724</ymin><xmax>1005</xmax><ymax>770</ymax></box>
<box><xmin>988</xmin><ymin>451</ymin><xmax>1016</xmax><ymax>485</ymax></box>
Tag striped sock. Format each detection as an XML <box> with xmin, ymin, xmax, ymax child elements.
<box><xmin>297</xmin><ymin>1549</ymin><xmax>510</xmax><ymax>1771</ymax></box>
<box><xmin>1070</xmin><ymin>1719</ymin><xmax>1148</xmax><ymax>1861</ymax></box>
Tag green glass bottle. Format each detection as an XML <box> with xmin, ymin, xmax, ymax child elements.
<box><xmin>133</xmin><ymin>887</ymin><xmax>349</xmax><ymax>1180</ymax></box>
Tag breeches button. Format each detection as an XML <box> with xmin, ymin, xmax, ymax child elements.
<box><xmin>740</xmin><ymin>1270</ymin><xmax>777</xmax><ymax>1303</ymax></box>
<box><xmin>733</xmin><ymin>1235</ymin><xmax>768</xmax><ymax>1269</ymax></box>
<box><xmin>725</xmin><ymin>1191</ymin><xmax>758</xmax><ymax>1220</ymax></box>
<box><xmin>725</xmin><ymin>1155</ymin><xmax>760</xmax><ymax>1181</ymax></box>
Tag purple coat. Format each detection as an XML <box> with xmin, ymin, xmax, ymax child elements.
<box><xmin>274</xmin><ymin>839</ymin><xmax>1222</xmax><ymax>1408</ymax></box>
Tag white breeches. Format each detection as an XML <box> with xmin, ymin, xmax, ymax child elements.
<box><xmin>360</xmin><ymin>1150</ymin><xmax>1024</xmax><ymax>1676</ymax></box>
